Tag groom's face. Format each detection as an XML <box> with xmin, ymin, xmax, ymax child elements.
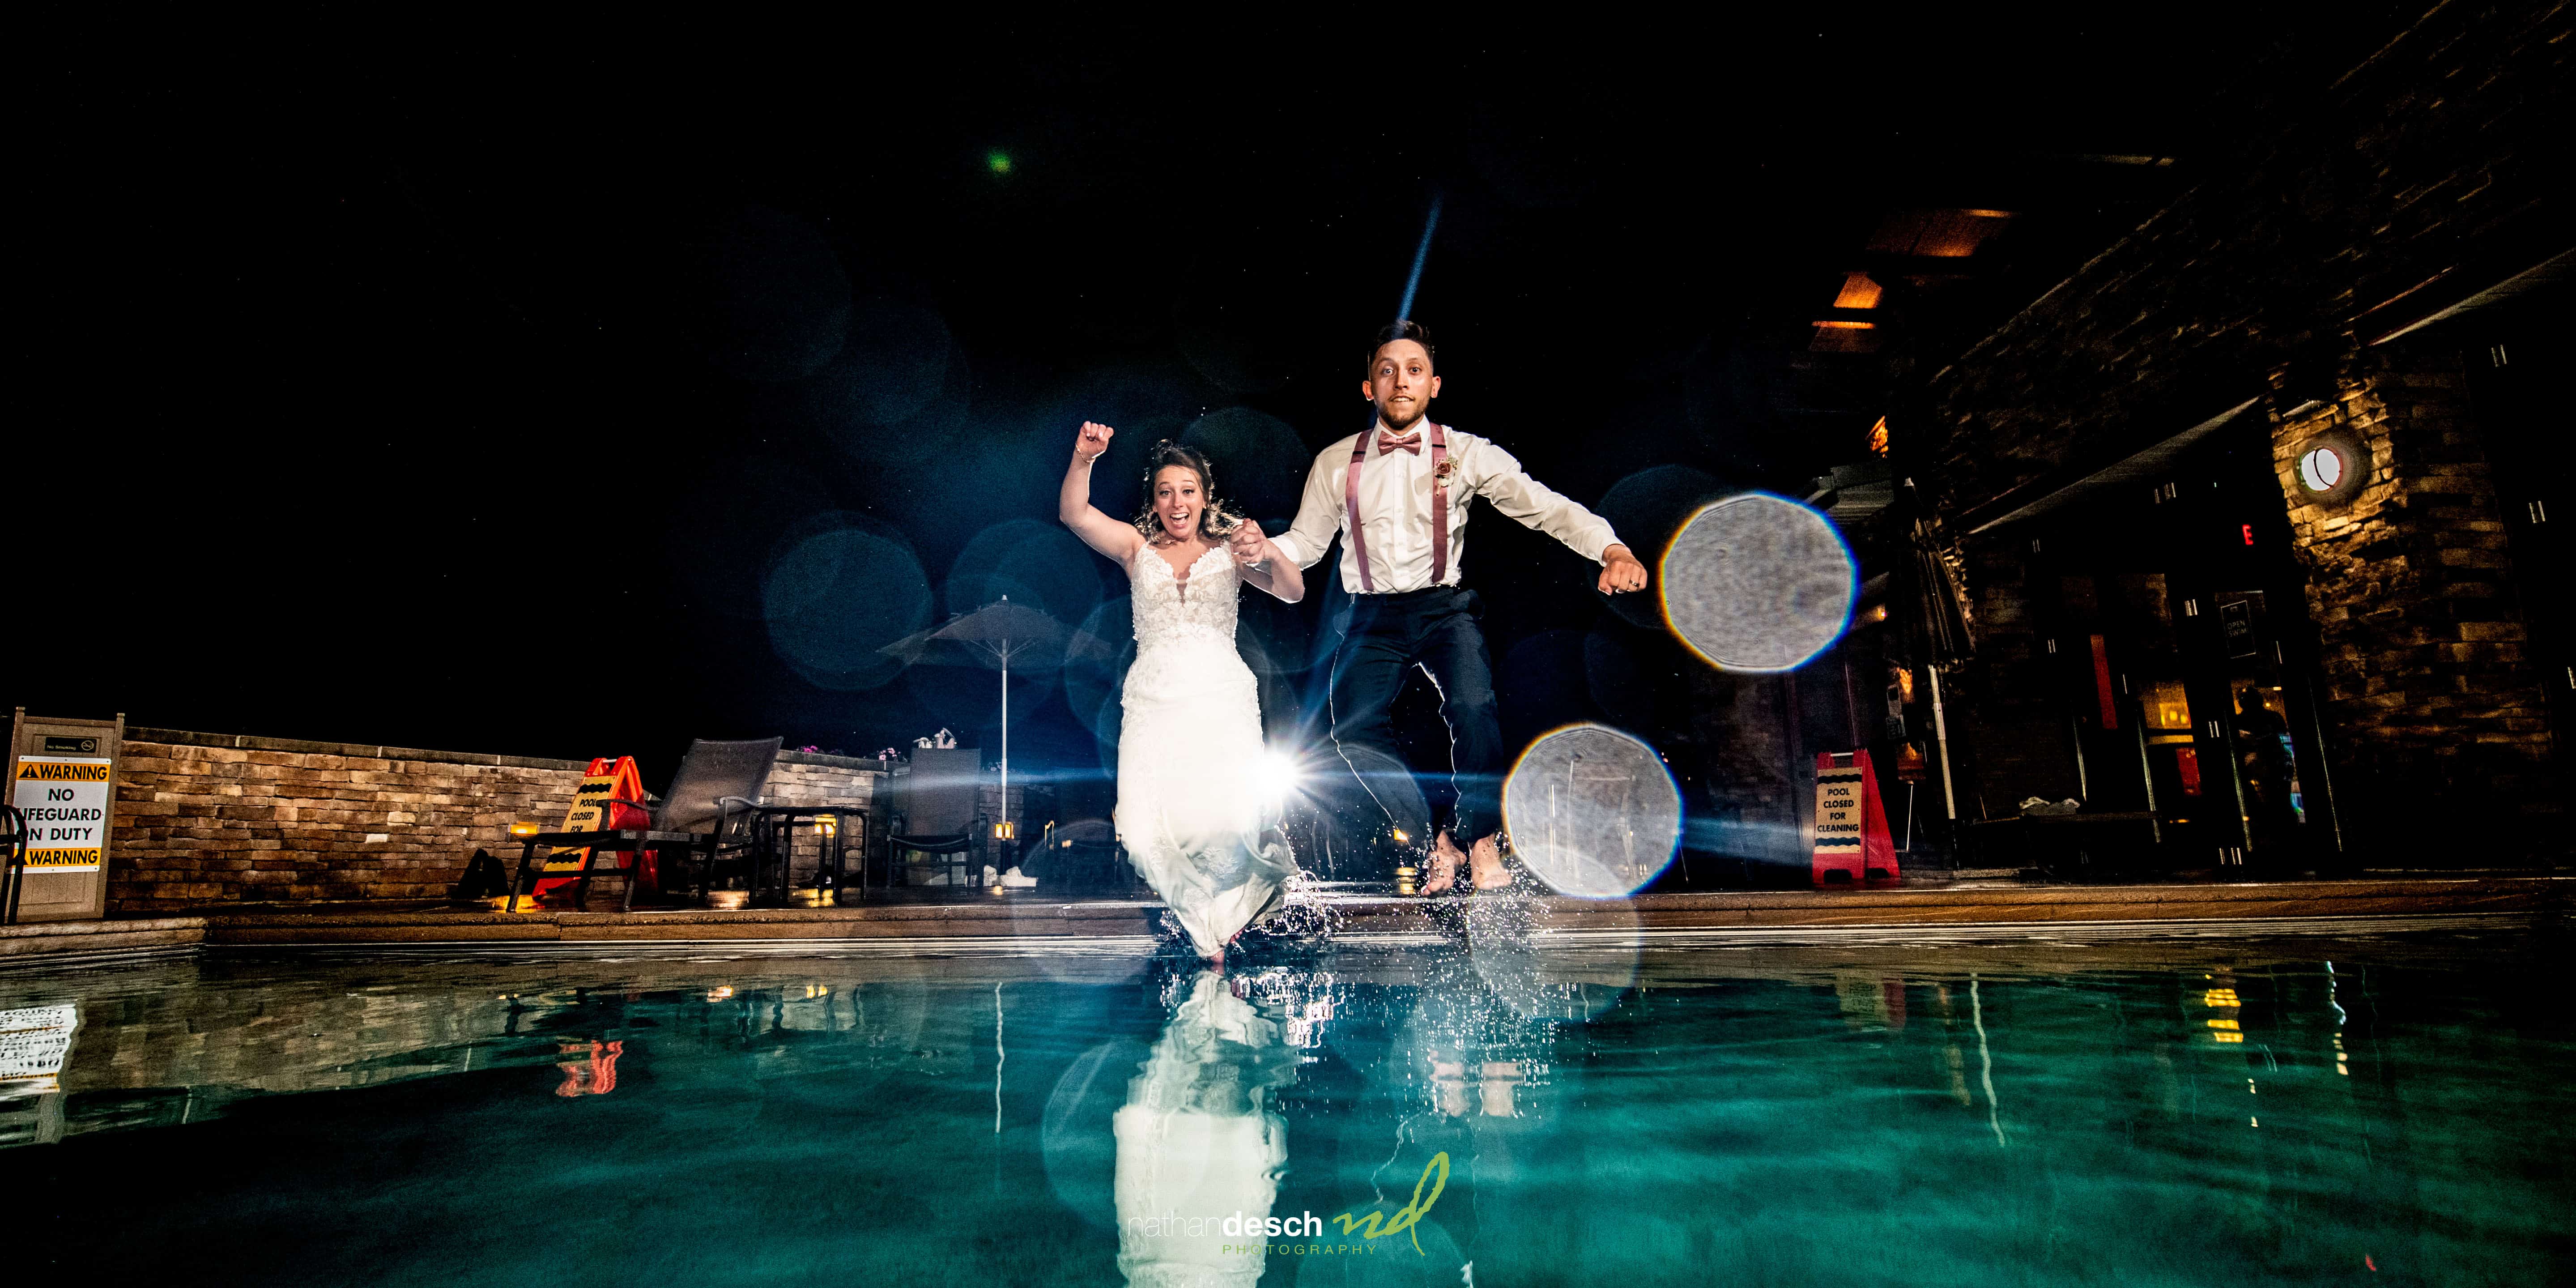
<box><xmin>1363</xmin><ymin>340</ymin><xmax>1440</xmax><ymax>431</ymax></box>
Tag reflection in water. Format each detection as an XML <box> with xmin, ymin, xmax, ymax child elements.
<box><xmin>0</xmin><ymin>934</ymin><xmax>2568</xmax><ymax>1285</ymax></box>
<box><xmin>1114</xmin><ymin>972</ymin><xmax>1295</xmax><ymax>1287</ymax></box>
<box><xmin>551</xmin><ymin>1040</ymin><xmax>623</xmax><ymax>1097</ymax></box>
<box><xmin>0</xmin><ymin>1003</ymin><xmax>79</xmax><ymax>1146</ymax></box>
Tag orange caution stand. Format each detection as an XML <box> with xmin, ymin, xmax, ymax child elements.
<box><xmin>1813</xmin><ymin>750</ymin><xmax>1899</xmax><ymax>885</ymax></box>
<box><xmin>534</xmin><ymin>756</ymin><xmax>653</xmax><ymax>902</ymax></box>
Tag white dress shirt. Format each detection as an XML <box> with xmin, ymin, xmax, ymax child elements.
<box><xmin>1270</xmin><ymin>423</ymin><xmax>1623</xmax><ymax>594</ymax></box>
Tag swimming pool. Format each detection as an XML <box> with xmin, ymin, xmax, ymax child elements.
<box><xmin>4</xmin><ymin>928</ymin><xmax>2567</xmax><ymax>1286</ymax></box>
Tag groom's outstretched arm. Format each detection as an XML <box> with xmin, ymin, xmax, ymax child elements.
<box><xmin>1268</xmin><ymin>446</ymin><xmax>1346</xmax><ymax>571</ymax></box>
<box><xmin>1470</xmin><ymin>440</ymin><xmax>1649</xmax><ymax>593</ymax></box>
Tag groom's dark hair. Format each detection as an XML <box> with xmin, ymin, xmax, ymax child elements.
<box><xmin>1366</xmin><ymin>319</ymin><xmax>1437</xmax><ymax>376</ymax></box>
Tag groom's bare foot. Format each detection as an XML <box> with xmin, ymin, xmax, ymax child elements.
<box><xmin>1422</xmin><ymin>832</ymin><xmax>1465</xmax><ymax>894</ymax></box>
<box><xmin>1469</xmin><ymin>834</ymin><xmax>1513</xmax><ymax>890</ymax></box>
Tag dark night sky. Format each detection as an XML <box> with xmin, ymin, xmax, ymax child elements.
<box><xmin>18</xmin><ymin>8</ymin><xmax>2383</xmax><ymax>793</ymax></box>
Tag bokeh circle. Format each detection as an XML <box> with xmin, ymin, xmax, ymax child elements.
<box><xmin>1502</xmin><ymin>724</ymin><xmax>1683</xmax><ymax>899</ymax></box>
<box><xmin>944</xmin><ymin>518</ymin><xmax>1107</xmax><ymax>641</ymax></box>
<box><xmin>762</xmin><ymin>526</ymin><xmax>932</xmax><ymax>690</ymax></box>
<box><xmin>1659</xmin><ymin>493</ymin><xmax>1855</xmax><ymax>671</ymax></box>
<box><xmin>1180</xmin><ymin>407</ymin><xmax>1311</xmax><ymax>518</ymax></box>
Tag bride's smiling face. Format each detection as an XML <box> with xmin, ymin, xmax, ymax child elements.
<box><xmin>1152</xmin><ymin>465</ymin><xmax>1205</xmax><ymax>541</ymax></box>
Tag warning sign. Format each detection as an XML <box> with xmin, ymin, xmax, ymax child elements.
<box><xmin>0</xmin><ymin>1003</ymin><xmax>79</xmax><ymax>1092</ymax></box>
<box><xmin>535</xmin><ymin>755</ymin><xmax>654</xmax><ymax>900</ymax></box>
<box><xmin>1813</xmin><ymin>750</ymin><xmax>1899</xmax><ymax>885</ymax></box>
<box><xmin>11</xmin><ymin>757</ymin><xmax>112</xmax><ymax>874</ymax></box>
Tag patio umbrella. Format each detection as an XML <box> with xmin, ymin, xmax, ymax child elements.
<box><xmin>880</xmin><ymin>597</ymin><xmax>1118</xmax><ymax>827</ymax></box>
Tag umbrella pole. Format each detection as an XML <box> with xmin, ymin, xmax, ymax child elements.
<box><xmin>1000</xmin><ymin>656</ymin><xmax>1009</xmax><ymax>845</ymax></box>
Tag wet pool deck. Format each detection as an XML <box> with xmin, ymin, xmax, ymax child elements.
<box><xmin>4</xmin><ymin>873</ymin><xmax>2566</xmax><ymax>962</ymax></box>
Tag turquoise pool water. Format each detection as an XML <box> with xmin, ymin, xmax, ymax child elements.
<box><xmin>4</xmin><ymin>929</ymin><xmax>2568</xmax><ymax>1286</ymax></box>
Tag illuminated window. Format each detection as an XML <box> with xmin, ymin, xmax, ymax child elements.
<box><xmin>2143</xmin><ymin>679</ymin><xmax>2193</xmax><ymax>733</ymax></box>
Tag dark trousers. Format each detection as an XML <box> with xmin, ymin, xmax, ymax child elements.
<box><xmin>1328</xmin><ymin>585</ymin><xmax>1505</xmax><ymax>851</ymax></box>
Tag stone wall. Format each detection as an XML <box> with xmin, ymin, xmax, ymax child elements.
<box><xmin>105</xmin><ymin>729</ymin><xmax>884</xmax><ymax>913</ymax></box>
<box><xmin>1911</xmin><ymin>2</ymin><xmax>2568</xmax><ymax>855</ymax></box>
<box><xmin>2272</xmin><ymin>346</ymin><xmax>2561</xmax><ymax>853</ymax></box>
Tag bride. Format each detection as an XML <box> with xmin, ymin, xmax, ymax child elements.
<box><xmin>1060</xmin><ymin>422</ymin><xmax>1304</xmax><ymax>965</ymax></box>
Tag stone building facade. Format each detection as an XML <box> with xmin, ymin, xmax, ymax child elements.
<box><xmin>1909</xmin><ymin>1</ymin><xmax>2569</xmax><ymax>865</ymax></box>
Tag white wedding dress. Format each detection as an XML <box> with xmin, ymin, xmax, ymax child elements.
<box><xmin>1113</xmin><ymin>972</ymin><xmax>1292</xmax><ymax>1287</ymax></box>
<box><xmin>1116</xmin><ymin>542</ymin><xmax>1296</xmax><ymax>959</ymax></box>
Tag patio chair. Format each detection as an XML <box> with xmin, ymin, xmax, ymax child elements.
<box><xmin>1036</xmin><ymin>817</ymin><xmax>1130</xmax><ymax>893</ymax></box>
<box><xmin>507</xmin><ymin>737</ymin><xmax>782</xmax><ymax>911</ymax></box>
<box><xmin>888</xmin><ymin>810</ymin><xmax>980</xmax><ymax>887</ymax></box>
<box><xmin>888</xmin><ymin>746</ymin><xmax>980</xmax><ymax>887</ymax></box>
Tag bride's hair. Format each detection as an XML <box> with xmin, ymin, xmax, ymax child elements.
<box><xmin>1132</xmin><ymin>440</ymin><xmax>1240</xmax><ymax>541</ymax></box>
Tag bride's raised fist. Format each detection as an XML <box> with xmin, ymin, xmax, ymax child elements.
<box><xmin>1075</xmin><ymin>421</ymin><xmax>1115</xmax><ymax>461</ymax></box>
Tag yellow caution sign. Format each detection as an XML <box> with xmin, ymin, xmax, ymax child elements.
<box><xmin>537</xmin><ymin>756</ymin><xmax>650</xmax><ymax>889</ymax></box>
<box><xmin>9</xmin><ymin>757</ymin><xmax>111</xmax><ymax>874</ymax></box>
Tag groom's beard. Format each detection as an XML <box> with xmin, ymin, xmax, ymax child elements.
<box><xmin>1375</xmin><ymin>399</ymin><xmax>1429</xmax><ymax>433</ymax></box>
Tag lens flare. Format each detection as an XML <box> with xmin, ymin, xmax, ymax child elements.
<box><xmin>1501</xmin><ymin>725</ymin><xmax>1683</xmax><ymax>899</ymax></box>
<box><xmin>762</xmin><ymin>526</ymin><xmax>932</xmax><ymax>690</ymax></box>
<box><xmin>1659</xmin><ymin>493</ymin><xmax>1856</xmax><ymax>672</ymax></box>
<box><xmin>945</xmin><ymin>518</ymin><xmax>1104</xmax><ymax>632</ymax></box>
<box><xmin>1248</xmin><ymin>750</ymin><xmax>1303</xmax><ymax>803</ymax></box>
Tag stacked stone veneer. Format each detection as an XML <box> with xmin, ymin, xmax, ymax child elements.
<box><xmin>1912</xmin><ymin>1</ymin><xmax>2567</xmax><ymax>857</ymax></box>
<box><xmin>2273</xmin><ymin>350</ymin><xmax>2559</xmax><ymax>852</ymax></box>
<box><xmin>106</xmin><ymin>729</ymin><xmax>883</xmax><ymax>913</ymax></box>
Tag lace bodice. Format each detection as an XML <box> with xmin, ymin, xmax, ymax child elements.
<box><xmin>1129</xmin><ymin>542</ymin><xmax>1240</xmax><ymax>652</ymax></box>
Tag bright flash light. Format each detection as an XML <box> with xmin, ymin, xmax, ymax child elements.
<box><xmin>1250</xmin><ymin>751</ymin><xmax>1302</xmax><ymax>801</ymax></box>
<box><xmin>986</xmin><ymin>150</ymin><xmax>1014</xmax><ymax>175</ymax></box>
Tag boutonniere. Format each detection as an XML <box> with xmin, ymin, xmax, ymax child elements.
<box><xmin>1433</xmin><ymin>457</ymin><xmax>1458</xmax><ymax>484</ymax></box>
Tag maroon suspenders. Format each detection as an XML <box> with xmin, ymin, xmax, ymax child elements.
<box><xmin>1345</xmin><ymin>423</ymin><xmax>1449</xmax><ymax>594</ymax></box>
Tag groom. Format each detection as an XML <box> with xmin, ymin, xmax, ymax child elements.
<box><xmin>1264</xmin><ymin>320</ymin><xmax>1649</xmax><ymax>892</ymax></box>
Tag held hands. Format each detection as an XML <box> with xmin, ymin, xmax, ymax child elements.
<box><xmin>1228</xmin><ymin>517</ymin><xmax>1270</xmax><ymax>569</ymax></box>
<box><xmin>1075</xmin><ymin>420</ymin><xmax>1115</xmax><ymax>462</ymax></box>
<box><xmin>1598</xmin><ymin>545</ymin><xmax>1648</xmax><ymax>595</ymax></box>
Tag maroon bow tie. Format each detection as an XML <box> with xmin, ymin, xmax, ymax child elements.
<box><xmin>1377</xmin><ymin>430</ymin><xmax>1423</xmax><ymax>455</ymax></box>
